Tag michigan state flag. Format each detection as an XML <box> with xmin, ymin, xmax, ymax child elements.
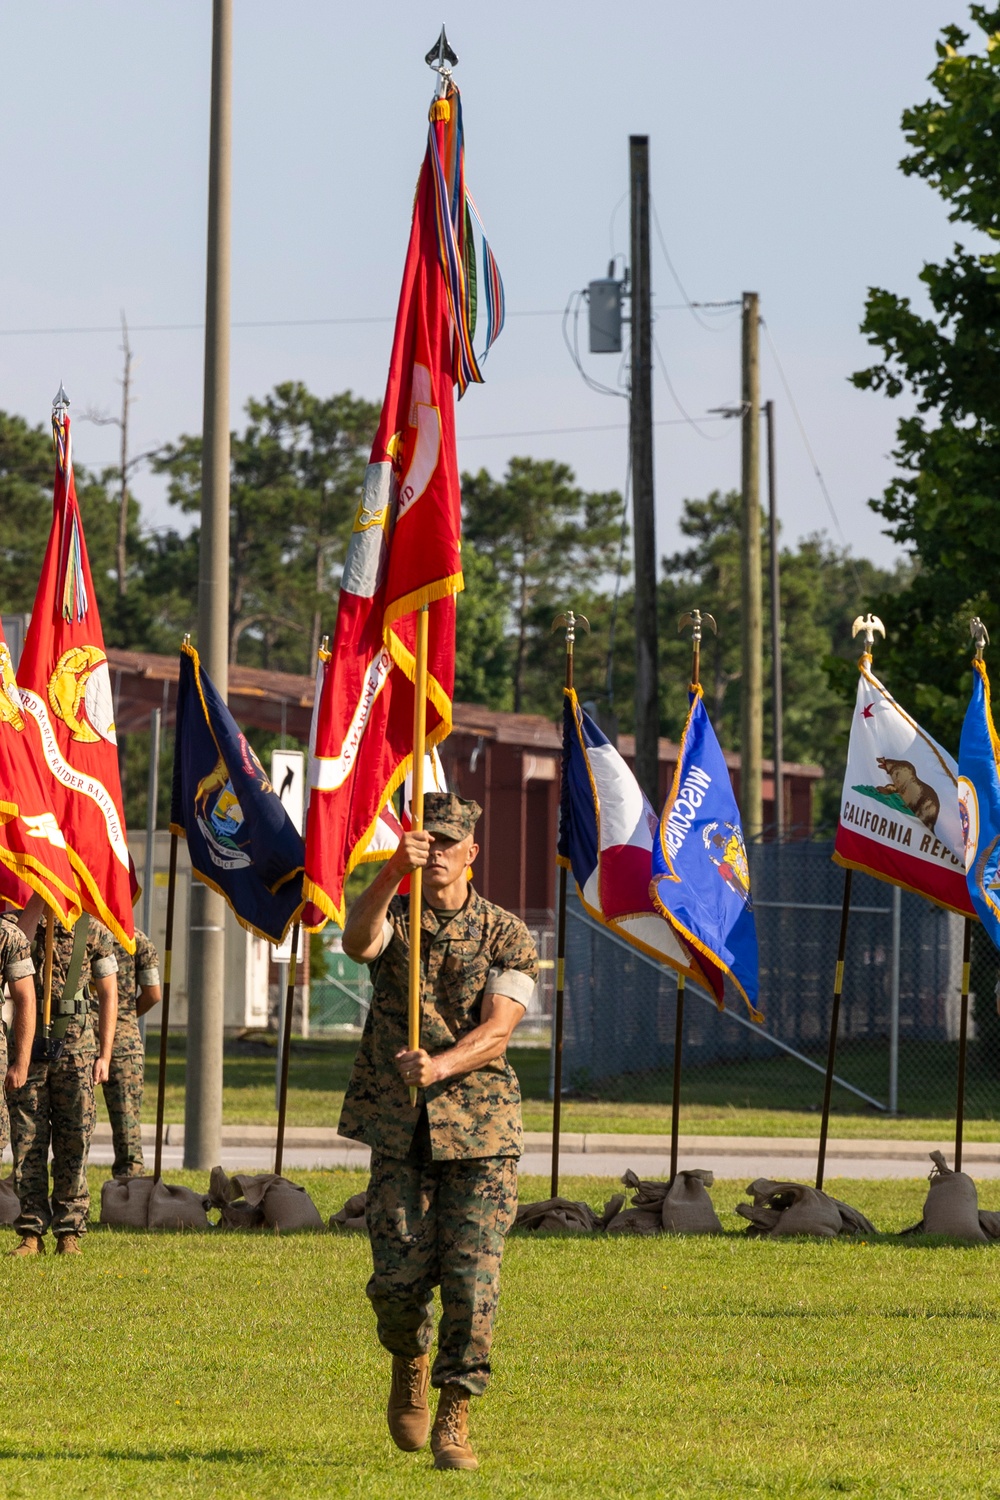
<box><xmin>650</xmin><ymin>686</ymin><xmax>761</xmax><ymax>1020</ymax></box>
<box><xmin>958</xmin><ymin>657</ymin><xmax>1000</xmax><ymax>950</ymax></box>
<box><xmin>170</xmin><ymin>641</ymin><xmax>304</xmax><ymax>944</ymax></box>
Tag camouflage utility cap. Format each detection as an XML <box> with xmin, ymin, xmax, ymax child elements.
<box><xmin>423</xmin><ymin>793</ymin><xmax>482</xmax><ymax>842</ymax></box>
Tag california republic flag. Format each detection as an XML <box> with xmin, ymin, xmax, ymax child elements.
<box><xmin>16</xmin><ymin>401</ymin><xmax>135</xmax><ymax>949</ymax></box>
<box><xmin>833</xmin><ymin>654</ymin><xmax>973</xmax><ymax>915</ymax></box>
<box><xmin>303</xmin><ymin>81</ymin><xmax>502</xmax><ymax>928</ymax></box>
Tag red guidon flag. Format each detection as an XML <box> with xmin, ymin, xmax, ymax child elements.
<box><xmin>0</xmin><ymin>616</ymin><xmax>81</xmax><ymax>925</ymax></box>
<box><xmin>303</xmin><ymin>81</ymin><xmax>503</xmax><ymax>928</ymax></box>
<box><xmin>833</xmin><ymin>651</ymin><xmax>974</xmax><ymax>915</ymax></box>
<box><xmin>16</xmin><ymin>404</ymin><xmax>135</xmax><ymax>949</ymax></box>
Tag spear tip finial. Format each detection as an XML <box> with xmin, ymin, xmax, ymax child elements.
<box><xmin>425</xmin><ymin>25</ymin><xmax>458</xmax><ymax>78</ymax></box>
<box><xmin>52</xmin><ymin>382</ymin><xmax>70</xmax><ymax>415</ymax></box>
<box><xmin>971</xmin><ymin>616</ymin><xmax>990</xmax><ymax>660</ymax></box>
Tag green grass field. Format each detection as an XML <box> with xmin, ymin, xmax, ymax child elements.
<box><xmin>136</xmin><ymin>1035</ymin><xmax>1000</xmax><ymax>1142</ymax></box>
<box><xmin>2</xmin><ymin>1169</ymin><xmax>1000</xmax><ymax>1498</ymax></box>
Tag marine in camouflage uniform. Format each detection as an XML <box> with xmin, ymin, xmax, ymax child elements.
<box><xmin>341</xmin><ymin>792</ymin><xmax>537</xmax><ymax>1471</ymax></box>
<box><xmin>8</xmin><ymin>916</ymin><xmax>118</xmax><ymax>1249</ymax></box>
<box><xmin>98</xmin><ymin>929</ymin><xmax>161</xmax><ymax>1179</ymax></box>
<box><xmin>0</xmin><ymin>912</ymin><xmax>37</xmax><ymax>1154</ymax></box>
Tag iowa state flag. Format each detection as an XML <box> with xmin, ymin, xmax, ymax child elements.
<box><xmin>650</xmin><ymin>687</ymin><xmax>761</xmax><ymax>1020</ymax></box>
<box><xmin>834</xmin><ymin>654</ymin><xmax>972</xmax><ymax>916</ymax></box>
<box><xmin>0</xmin><ymin>617</ymin><xmax>81</xmax><ymax>926</ymax></box>
<box><xmin>558</xmin><ymin>689</ymin><xmax>708</xmax><ymax>983</ymax></box>
<box><xmin>16</xmin><ymin>406</ymin><xmax>134</xmax><ymax>949</ymax></box>
<box><xmin>303</xmin><ymin>82</ymin><xmax>502</xmax><ymax>928</ymax></box>
<box><xmin>171</xmin><ymin>642</ymin><xmax>304</xmax><ymax>945</ymax></box>
<box><xmin>958</xmin><ymin>656</ymin><xmax>1000</xmax><ymax>948</ymax></box>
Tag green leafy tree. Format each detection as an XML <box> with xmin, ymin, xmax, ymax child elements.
<box><xmin>454</xmin><ymin>538</ymin><xmax>512</xmax><ymax>707</ymax></box>
<box><xmin>153</xmin><ymin>383</ymin><xmax>379</xmax><ymax>673</ymax></box>
<box><xmin>852</xmin><ymin>4</ymin><xmax>1000</xmax><ymax>747</ymax></box>
<box><xmin>462</xmin><ymin>457</ymin><xmax>623</xmax><ymax>713</ymax></box>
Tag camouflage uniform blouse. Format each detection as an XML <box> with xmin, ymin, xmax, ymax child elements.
<box><xmin>339</xmin><ymin>888</ymin><xmax>538</xmax><ymax>1161</ymax></box>
<box><xmin>0</xmin><ymin>914</ymin><xmax>35</xmax><ymax>1052</ymax></box>
<box><xmin>106</xmin><ymin>928</ymin><xmax>160</xmax><ymax>1032</ymax></box>
<box><xmin>31</xmin><ymin>917</ymin><xmax>118</xmax><ymax>1051</ymax></box>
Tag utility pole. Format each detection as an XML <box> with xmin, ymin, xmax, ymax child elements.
<box><xmin>765</xmin><ymin>399</ymin><xmax>784</xmax><ymax>840</ymax></box>
<box><xmin>116</xmin><ymin>313</ymin><xmax>133</xmax><ymax>597</ymax></box>
<box><xmin>629</xmin><ymin>135</ymin><xmax>659</xmax><ymax>806</ymax></box>
<box><xmin>185</xmin><ymin>0</ymin><xmax>232</xmax><ymax>1171</ymax></box>
<box><xmin>740</xmin><ymin>292</ymin><xmax>763</xmax><ymax>840</ymax></box>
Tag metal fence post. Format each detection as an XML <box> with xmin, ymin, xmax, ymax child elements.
<box><xmin>889</xmin><ymin>884</ymin><xmax>901</xmax><ymax>1114</ymax></box>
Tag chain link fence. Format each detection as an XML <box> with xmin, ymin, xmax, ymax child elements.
<box><xmin>308</xmin><ymin>845</ymin><xmax>1000</xmax><ymax>1124</ymax></box>
<box><xmin>561</xmin><ymin>840</ymin><xmax>1000</xmax><ymax>1122</ymax></box>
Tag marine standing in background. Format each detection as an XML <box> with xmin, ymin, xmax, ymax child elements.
<box><xmin>341</xmin><ymin>792</ymin><xmax>538</xmax><ymax>1472</ymax></box>
<box><xmin>8</xmin><ymin>915</ymin><xmax>118</xmax><ymax>1256</ymax></box>
<box><xmin>0</xmin><ymin>911</ymin><xmax>37</xmax><ymax>1157</ymax></box>
<box><xmin>97</xmin><ymin>928</ymin><xmax>161</xmax><ymax>1180</ymax></box>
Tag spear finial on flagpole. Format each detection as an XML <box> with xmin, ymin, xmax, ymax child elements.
<box><xmin>678</xmin><ymin>608</ymin><xmax>717</xmax><ymax>691</ymax></box>
<box><xmin>851</xmin><ymin>613</ymin><xmax>885</xmax><ymax>655</ymax></box>
<box><xmin>970</xmin><ymin>616</ymin><xmax>990</xmax><ymax>661</ymax></box>
<box><xmin>425</xmin><ymin>25</ymin><xmax>458</xmax><ymax>94</ymax></box>
<box><xmin>52</xmin><ymin>382</ymin><xmax>70</xmax><ymax>417</ymax></box>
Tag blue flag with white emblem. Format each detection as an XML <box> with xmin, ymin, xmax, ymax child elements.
<box><xmin>957</xmin><ymin>657</ymin><xmax>1000</xmax><ymax>951</ymax></box>
<box><xmin>170</xmin><ymin>641</ymin><xmax>304</xmax><ymax>944</ymax></box>
<box><xmin>650</xmin><ymin>686</ymin><xmax>761</xmax><ymax>1020</ymax></box>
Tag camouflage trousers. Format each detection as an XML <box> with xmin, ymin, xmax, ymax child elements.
<box><xmin>365</xmin><ymin>1148</ymin><xmax>518</xmax><ymax>1397</ymax></box>
<box><xmin>9</xmin><ymin>1022</ymin><xmax>97</xmax><ymax>1239</ymax></box>
<box><xmin>0</xmin><ymin>1024</ymin><xmax>8</xmax><ymax>1156</ymax></box>
<box><xmin>103</xmin><ymin>1022</ymin><xmax>145</xmax><ymax>1179</ymax></box>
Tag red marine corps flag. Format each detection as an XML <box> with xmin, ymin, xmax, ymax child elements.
<box><xmin>0</xmin><ymin>615</ymin><xmax>81</xmax><ymax>926</ymax></box>
<box><xmin>303</xmin><ymin>68</ymin><xmax>504</xmax><ymax>928</ymax></box>
<box><xmin>16</xmin><ymin>391</ymin><xmax>135</xmax><ymax>949</ymax></box>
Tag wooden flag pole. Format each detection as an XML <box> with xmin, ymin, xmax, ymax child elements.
<box><xmin>549</xmin><ymin>609</ymin><xmax>589</xmax><ymax>1199</ymax></box>
<box><xmin>408</xmin><ymin>606</ymin><xmax>430</xmax><ymax>1108</ymax></box>
<box><xmin>672</xmin><ymin>609</ymin><xmax>716</xmax><ymax>1184</ymax></box>
<box><xmin>816</xmin><ymin>866</ymin><xmax>852</xmax><ymax>1191</ymax></box>
<box><xmin>816</xmin><ymin>614</ymin><xmax>884</xmax><ymax>1191</ymax></box>
<box><xmin>153</xmin><ymin>831</ymin><xmax>179</xmax><ymax>1181</ymax></box>
<box><xmin>955</xmin><ymin>917</ymin><xmax>972</xmax><ymax>1173</ymax></box>
<box><xmin>41</xmin><ymin>907</ymin><xmax>55</xmax><ymax>1051</ymax></box>
<box><xmin>274</xmin><ymin>923</ymin><xmax>300</xmax><ymax>1176</ymax></box>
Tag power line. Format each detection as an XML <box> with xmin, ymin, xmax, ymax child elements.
<box><xmin>759</xmin><ymin>316</ymin><xmax>864</xmax><ymax>593</ymax></box>
<box><xmin>0</xmin><ymin>303</ymin><xmax>741</xmax><ymax>340</ymax></box>
<box><xmin>651</xmin><ymin>333</ymin><xmax>730</xmax><ymax>442</ymax></box>
<box><xmin>649</xmin><ymin>196</ymin><xmax>740</xmax><ymax>335</ymax></box>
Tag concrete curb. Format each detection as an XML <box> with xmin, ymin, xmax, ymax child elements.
<box><xmin>89</xmin><ymin>1123</ymin><xmax>1000</xmax><ymax>1165</ymax></box>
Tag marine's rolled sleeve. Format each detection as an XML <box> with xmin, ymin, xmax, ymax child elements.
<box><xmin>1</xmin><ymin>922</ymin><xmax>34</xmax><ymax>985</ymax></box>
<box><xmin>91</xmin><ymin>954</ymin><xmax>119</xmax><ymax>979</ymax></box>
<box><xmin>482</xmin><ymin>915</ymin><xmax>539</xmax><ymax>1009</ymax></box>
<box><xmin>484</xmin><ymin>966</ymin><xmax>536</xmax><ymax>1008</ymax></box>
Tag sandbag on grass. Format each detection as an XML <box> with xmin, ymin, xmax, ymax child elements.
<box><xmin>100</xmin><ymin>1175</ymin><xmax>156</xmax><ymax>1228</ymax></box>
<box><xmin>0</xmin><ymin>1174</ymin><xmax>19</xmax><ymax>1225</ymax></box>
<box><xmin>147</xmin><ymin>1181</ymin><xmax>212</xmax><ymax>1230</ymax></box>
<box><xmin>661</xmin><ymin>1170</ymin><xmax>723</xmax><ymax>1235</ymax></box>
<box><xmin>209</xmin><ymin>1168</ymin><xmax>323</xmax><ymax>1231</ymax></box>
<box><xmin>330</xmin><ymin>1191</ymin><xmax>368</xmax><ymax>1232</ymax></box>
<box><xmin>736</xmin><ymin>1179</ymin><xmax>869</xmax><ymax>1238</ymax></box>
<box><xmin>901</xmin><ymin>1152</ymin><xmax>988</xmax><ymax>1241</ymax></box>
<box><xmin>979</xmin><ymin>1209</ymin><xmax>1000</xmax><ymax>1240</ymax></box>
<box><xmin>604</xmin><ymin>1207</ymin><xmax>663</xmax><ymax>1235</ymax></box>
<box><xmin>516</xmin><ymin>1197</ymin><xmax>602</xmax><ymax>1233</ymax></box>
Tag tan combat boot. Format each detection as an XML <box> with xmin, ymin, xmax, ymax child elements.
<box><xmin>8</xmin><ymin>1234</ymin><xmax>45</xmax><ymax>1257</ymax></box>
<box><xmin>55</xmin><ymin>1234</ymin><xmax>81</xmax><ymax>1255</ymax></box>
<box><xmin>431</xmin><ymin>1384</ymin><xmax>478</xmax><ymax>1471</ymax></box>
<box><xmin>386</xmin><ymin>1354</ymin><xmax>430</xmax><ymax>1451</ymax></box>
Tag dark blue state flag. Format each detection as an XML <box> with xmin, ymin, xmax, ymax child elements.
<box><xmin>170</xmin><ymin>642</ymin><xmax>304</xmax><ymax>944</ymax></box>
<box><xmin>958</xmin><ymin>657</ymin><xmax>1000</xmax><ymax>952</ymax></box>
<box><xmin>650</xmin><ymin>687</ymin><xmax>761</xmax><ymax>1020</ymax></box>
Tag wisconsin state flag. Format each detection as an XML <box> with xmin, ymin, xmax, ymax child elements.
<box><xmin>303</xmin><ymin>82</ymin><xmax>502</xmax><ymax>928</ymax></box>
<box><xmin>16</xmin><ymin>406</ymin><xmax>135</xmax><ymax>949</ymax></box>
<box><xmin>0</xmin><ymin>616</ymin><xmax>81</xmax><ymax>925</ymax></box>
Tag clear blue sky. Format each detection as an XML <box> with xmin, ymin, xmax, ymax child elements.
<box><xmin>0</xmin><ymin>1</ymin><xmax>980</xmax><ymax>575</ymax></box>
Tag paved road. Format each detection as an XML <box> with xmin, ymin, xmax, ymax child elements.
<box><xmin>77</xmin><ymin>1136</ymin><xmax>1000</xmax><ymax>1181</ymax></box>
